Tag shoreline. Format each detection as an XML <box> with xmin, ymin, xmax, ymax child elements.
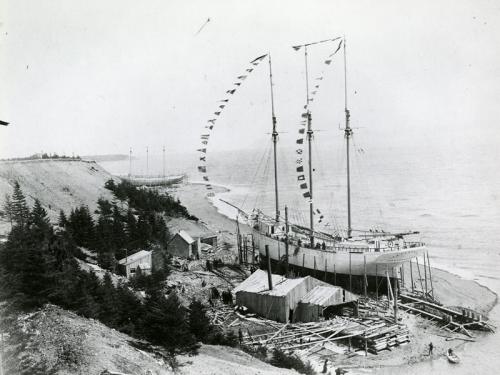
<box><xmin>174</xmin><ymin>182</ymin><xmax>498</xmax><ymax>314</ymax></box>
<box><xmin>171</xmin><ymin>182</ymin><xmax>498</xmax><ymax>371</ymax></box>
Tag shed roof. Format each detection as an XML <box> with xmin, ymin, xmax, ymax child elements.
<box><xmin>118</xmin><ymin>250</ymin><xmax>151</xmax><ymax>265</ymax></box>
<box><xmin>233</xmin><ymin>269</ymin><xmax>309</xmax><ymax>297</ymax></box>
<box><xmin>167</xmin><ymin>217</ymin><xmax>216</xmax><ymax>239</ymax></box>
<box><xmin>176</xmin><ymin>230</ymin><xmax>195</xmax><ymax>244</ymax></box>
<box><xmin>299</xmin><ymin>285</ymin><xmax>345</xmax><ymax>306</ymax></box>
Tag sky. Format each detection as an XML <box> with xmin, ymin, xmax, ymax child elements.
<box><xmin>0</xmin><ymin>0</ymin><xmax>499</xmax><ymax>159</ymax></box>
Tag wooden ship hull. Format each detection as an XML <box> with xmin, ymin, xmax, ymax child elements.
<box><xmin>253</xmin><ymin>229</ymin><xmax>426</xmax><ymax>277</ymax></box>
<box><xmin>121</xmin><ymin>174</ymin><xmax>185</xmax><ymax>187</ymax></box>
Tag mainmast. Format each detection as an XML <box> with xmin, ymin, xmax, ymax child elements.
<box><xmin>304</xmin><ymin>46</ymin><xmax>315</xmax><ymax>246</ymax></box>
<box><xmin>343</xmin><ymin>37</ymin><xmax>353</xmax><ymax>238</ymax></box>
<box><xmin>269</xmin><ymin>53</ymin><xmax>280</xmax><ymax>223</ymax></box>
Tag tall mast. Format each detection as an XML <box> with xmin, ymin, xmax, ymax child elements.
<box><xmin>305</xmin><ymin>45</ymin><xmax>315</xmax><ymax>246</ymax></box>
<box><xmin>269</xmin><ymin>53</ymin><xmax>280</xmax><ymax>223</ymax></box>
<box><xmin>146</xmin><ymin>146</ymin><xmax>149</xmax><ymax>176</ymax></box>
<box><xmin>343</xmin><ymin>37</ymin><xmax>353</xmax><ymax>238</ymax></box>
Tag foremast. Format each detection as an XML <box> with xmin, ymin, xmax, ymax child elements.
<box><xmin>343</xmin><ymin>37</ymin><xmax>353</xmax><ymax>239</ymax></box>
<box><xmin>304</xmin><ymin>46</ymin><xmax>315</xmax><ymax>247</ymax></box>
<box><xmin>268</xmin><ymin>53</ymin><xmax>280</xmax><ymax>223</ymax></box>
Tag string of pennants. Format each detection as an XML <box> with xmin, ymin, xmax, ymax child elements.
<box><xmin>293</xmin><ymin>38</ymin><xmax>343</xmax><ymax>225</ymax></box>
<box><xmin>197</xmin><ymin>53</ymin><xmax>268</xmax><ymax>196</ymax></box>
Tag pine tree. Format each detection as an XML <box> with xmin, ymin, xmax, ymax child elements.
<box><xmin>98</xmin><ymin>272</ymin><xmax>118</xmax><ymax>326</ymax></box>
<box><xmin>58</xmin><ymin>209</ymin><xmax>68</xmax><ymax>228</ymax></box>
<box><xmin>31</xmin><ymin>199</ymin><xmax>50</xmax><ymax>230</ymax></box>
<box><xmin>188</xmin><ymin>299</ymin><xmax>212</xmax><ymax>342</ymax></box>
<box><xmin>140</xmin><ymin>291</ymin><xmax>199</xmax><ymax>355</ymax></box>
<box><xmin>2</xmin><ymin>193</ymin><xmax>14</xmax><ymax>226</ymax></box>
<box><xmin>11</xmin><ymin>181</ymin><xmax>29</xmax><ymax>226</ymax></box>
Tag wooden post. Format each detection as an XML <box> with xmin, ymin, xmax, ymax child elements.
<box><xmin>394</xmin><ymin>275</ymin><xmax>398</xmax><ymax>322</ymax></box>
<box><xmin>400</xmin><ymin>265</ymin><xmax>405</xmax><ymax>290</ymax></box>
<box><xmin>409</xmin><ymin>259</ymin><xmax>414</xmax><ymax>293</ymax></box>
<box><xmin>386</xmin><ymin>268</ymin><xmax>394</xmax><ymax>302</ymax></box>
<box><xmin>423</xmin><ymin>255</ymin><xmax>428</xmax><ymax>298</ymax></box>
<box><xmin>314</xmin><ymin>256</ymin><xmax>317</xmax><ymax>278</ymax></box>
<box><xmin>265</xmin><ymin>245</ymin><xmax>273</xmax><ymax>290</ymax></box>
<box><xmin>416</xmin><ymin>257</ymin><xmax>425</xmax><ymax>293</ymax></box>
<box><xmin>285</xmin><ymin>206</ymin><xmax>289</xmax><ymax>276</ymax></box>
<box><xmin>252</xmin><ymin>235</ymin><xmax>256</xmax><ymax>266</ymax></box>
<box><xmin>364</xmin><ymin>331</ymin><xmax>368</xmax><ymax>356</ymax></box>
<box><xmin>375</xmin><ymin>264</ymin><xmax>379</xmax><ymax>301</ymax></box>
<box><xmin>334</xmin><ymin>264</ymin><xmax>336</xmax><ymax>285</ymax></box>
<box><xmin>349</xmin><ymin>252</ymin><xmax>352</xmax><ymax>292</ymax></box>
<box><xmin>302</xmin><ymin>253</ymin><xmax>306</xmax><ymax>276</ymax></box>
<box><xmin>363</xmin><ymin>255</ymin><xmax>367</xmax><ymax>298</ymax></box>
<box><xmin>324</xmin><ymin>259</ymin><xmax>327</xmax><ymax>281</ymax></box>
<box><xmin>427</xmin><ymin>251</ymin><xmax>434</xmax><ymax>298</ymax></box>
<box><xmin>244</xmin><ymin>237</ymin><xmax>248</xmax><ymax>264</ymax></box>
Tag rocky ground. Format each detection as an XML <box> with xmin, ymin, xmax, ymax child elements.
<box><xmin>2</xmin><ymin>304</ymin><xmax>298</xmax><ymax>375</ymax></box>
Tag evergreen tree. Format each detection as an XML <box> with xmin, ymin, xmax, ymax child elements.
<box><xmin>140</xmin><ymin>291</ymin><xmax>198</xmax><ymax>355</ymax></box>
<box><xmin>125</xmin><ymin>209</ymin><xmax>138</xmax><ymax>249</ymax></box>
<box><xmin>188</xmin><ymin>299</ymin><xmax>212</xmax><ymax>342</ymax></box>
<box><xmin>0</xmin><ymin>224</ymin><xmax>52</xmax><ymax>309</ymax></box>
<box><xmin>98</xmin><ymin>272</ymin><xmax>118</xmax><ymax>326</ymax></box>
<box><xmin>2</xmin><ymin>193</ymin><xmax>13</xmax><ymax>226</ymax></box>
<box><xmin>58</xmin><ymin>209</ymin><xmax>68</xmax><ymax>228</ymax></box>
<box><xmin>30</xmin><ymin>199</ymin><xmax>51</xmax><ymax>232</ymax></box>
<box><xmin>11</xmin><ymin>181</ymin><xmax>29</xmax><ymax>226</ymax></box>
<box><xmin>68</xmin><ymin>206</ymin><xmax>95</xmax><ymax>248</ymax></box>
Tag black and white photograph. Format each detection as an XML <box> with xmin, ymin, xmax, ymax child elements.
<box><xmin>0</xmin><ymin>1</ymin><xmax>499</xmax><ymax>374</ymax></box>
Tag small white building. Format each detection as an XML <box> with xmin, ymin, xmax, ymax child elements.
<box><xmin>118</xmin><ymin>250</ymin><xmax>152</xmax><ymax>278</ymax></box>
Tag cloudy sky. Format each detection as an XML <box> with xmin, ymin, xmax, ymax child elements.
<box><xmin>0</xmin><ymin>0</ymin><xmax>499</xmax><ymax>158</ymax></box>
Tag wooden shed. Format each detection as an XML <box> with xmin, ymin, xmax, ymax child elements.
<box><xmin>118</xmin><ymin>250</ymin><xmax>152</xmax><ymax>278</ymax></box>
<box><xmin>167</xmin><ymin>230</ymin><xmax>198</xmax><ymax>258</ymax></box>
<box><xmin>233</xmin><ymin>270</ymin><xmax>328</xmax><ymax>323</ymax></box>
<box><xmin>296</xmin><ymin>285</ymin><xmax>358</xmax><ymax>322</ymax></box>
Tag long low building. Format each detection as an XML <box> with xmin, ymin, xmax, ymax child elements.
<box><xmin>234</xmin><ymin>270</ymin><xmax>358</xmax><ymax>323</ymax></box>
<box><xmin>296</xmin><ymin>285</ymin><xmax>358</xmax><ymax>322</ymax></box>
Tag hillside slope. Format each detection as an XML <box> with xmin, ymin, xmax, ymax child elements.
<box><xmin>0</xmin><ymin>159</ymin><xmax>118</xmax><ymax>235</ymax></box>
<box><xmin>4</xmin><ymin>305</ymin><xmax>297</xmax><ymax>375</ymax></box>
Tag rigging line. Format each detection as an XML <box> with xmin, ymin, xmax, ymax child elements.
<box><xmin>324</xmin><ymin>132</ymin><xmax>346</xmax><ymax>234</ymax></box>
<box><xmin>351</xmin><ymin>136</ymin><xmax>386</xmax><ymax>232</ymax></box>
<box><xmin>252</xmin><ymin>143</ymin><xmax>273</xmax><ymax>212</ymax></box>
<box><xmin>240</xmin><ymin>141</ymin><xmax>272</xmax><ymax>210</ymax></box>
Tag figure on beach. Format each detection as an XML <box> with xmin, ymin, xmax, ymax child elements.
<box><xmin>428</xmin><ymin>342</ymin><xmax>434</xmax><ymax>355</ymax></box>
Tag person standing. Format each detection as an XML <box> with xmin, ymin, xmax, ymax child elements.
<box><xmin>428</xmin><ymin>342</ymin><xmax>434</xmax><ymax>355</ymax></box>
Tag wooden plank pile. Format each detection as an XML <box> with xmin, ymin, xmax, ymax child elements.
<box><xmin>340</xmin><ymin>317</ymin><xmax>410</xmax><ymax>354</ymax></box>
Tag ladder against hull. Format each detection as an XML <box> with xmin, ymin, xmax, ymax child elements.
<box><xmin>254</xmin><ymin>230</ymin><xmax>425</xmax><ymax>277</ymax></box>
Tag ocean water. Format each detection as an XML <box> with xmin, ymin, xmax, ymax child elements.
<box><xmin>101</xmin><ymin>135</ymin><xmax>500</xmax><ymax>374</ymax></box>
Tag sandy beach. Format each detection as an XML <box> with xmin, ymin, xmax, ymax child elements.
<box><xmin>172</xmin><ymin>182</ymin><xmax>498</xmax><ymax>371</ymax></box>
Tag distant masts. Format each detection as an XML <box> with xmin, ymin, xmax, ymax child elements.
<box><xmin>146</xmin><ymin>146</ymin><xmax>149</xmax><ymax>176</ymax></box>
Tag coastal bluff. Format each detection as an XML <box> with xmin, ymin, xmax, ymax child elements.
<box><xmin>0</xmin><ymin>159</ymin><xmax>119</xmax><ymax>235</ymax></box>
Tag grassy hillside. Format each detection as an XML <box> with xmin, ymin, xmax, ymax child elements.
<box><xmin>0</xmin><ymin>159</ymin><xmax>119</xmax><ymax>235</ymax></box>
<box><xmin>4</xmin><ymin>304</ymin><xmax>297</xmax><ymax>375</ymax></box>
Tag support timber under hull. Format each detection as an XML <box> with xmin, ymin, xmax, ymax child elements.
<box><xmin>254</xmin><ymin>231</ymin><xmax>426</xmax><ymax>277</ymax></box>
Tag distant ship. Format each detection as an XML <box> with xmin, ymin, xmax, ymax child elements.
<box><xmin>233</xmin><ymin>37</ymin><xmax>426</xmax><ymax>282</ymax></box>
<box><xmin>120</xmin><ymin>174</ymin><xmax>185</xmax><ymax>187</ymax></box>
